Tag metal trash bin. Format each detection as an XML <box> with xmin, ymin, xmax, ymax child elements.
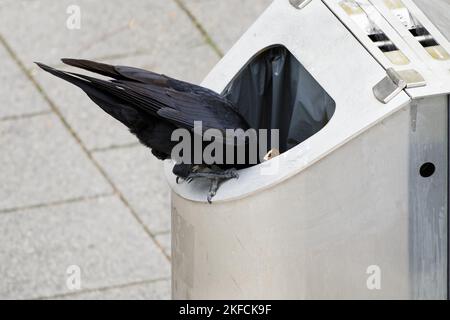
<box><xmin>165</xmin><ymin>0</ymin><xmax>450</xmax><ymax>299</ymax></box>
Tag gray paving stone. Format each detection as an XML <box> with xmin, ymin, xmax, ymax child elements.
<box><xmin>0</xmin><ymin>114</ymin><xmax>112</xmax><ymax>211</ymax></box>
<box><xmin>54</xmin><ymin>279</ymin><xmax>171</xmax><ymax>300</ymax></box>
<box><xmin>0</xmin><ymin>196</ymin><xmax>170</xmax><ymax>300</ymax></box>
<box><xmin>0</xmin><ymin>0</ymin><xmax>219</xmax><ymax>72</ymax></box>
<box><xmin>155</xmin><ymin>233</ymin><xmax>171</xmax><ymax>258</ymax></box>
<box><xmin>181</xmin><ymin>0</ymin><xmax>273</xmax><ymax>53</ymax></box>
<box><xmin>93</xmin><ymin>145</ymin><xmax>171</xmax><ymax>234</ymax></box>
<box><xmin>0</xmin><ymin>44</ymin><xmax>49</xmax><ymax>119</ymax></box>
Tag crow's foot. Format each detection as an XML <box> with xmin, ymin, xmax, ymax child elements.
<box><xmin>180</xmin><ymin>167</ymin><xmax>239</xmax><ymax>203</ymax></box>
<box><xmin>185</xmin><ymin>168</ymin><xmax>239</xmax><ymax>181</ymax></box>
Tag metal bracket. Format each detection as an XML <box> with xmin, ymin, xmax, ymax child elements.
<box><xmin>373</xmin><ymin>68</ymin><xmax>426</xmax><ymax>104</ymax></box>
<box><xmin>289</xmin><ymin>0</ymin><xmax>312</xmax><ymax>9</ymax></box>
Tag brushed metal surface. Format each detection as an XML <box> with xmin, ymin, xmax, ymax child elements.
<box><xmin>409</xmin><ymin>96</ymin><xmax>448</xmax><ymax>299</ymax></box>
<box><xmin>172</xmin><ymin>99</ymin><xmax>448</xmax><ymax>299</ymax></box>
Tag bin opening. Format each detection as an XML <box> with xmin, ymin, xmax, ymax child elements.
<box><xmin>223</xmin><ymin>45</ymin><xmax>336</xmax><ymax>154</ymax></box>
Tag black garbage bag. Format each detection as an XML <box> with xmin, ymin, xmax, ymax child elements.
<box><xmin>223</xmin><ymin>46</ymin><xmax>336</xmax><ymax>153</ymax></box>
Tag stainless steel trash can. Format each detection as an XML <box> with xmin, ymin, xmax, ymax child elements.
<box><xmin>165</xmin><ymin>0</ymin><xmax>450</xmax><ymax>299</ymax></box>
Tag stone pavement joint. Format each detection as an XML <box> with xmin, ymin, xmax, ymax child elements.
<box><xmin>173</xmin><ymin>0</ymin><xmax>224</xmax><ymax>58</ymax></box>
<box><xmin>36</xmin><ymin>277</ymin><xmax>170</xmax><ymax>300</ymax></box>
<box><xmin>90</xmin><ymin>142</ymin><xmax>142</xmax><ymax>153</ymax></box>
<box><xmin>0</xmin><ymin>110</ymin><xmax>52</xmax><ymax>122</ymax></box>
<box><xmin>0</xmin><ymin>193</ymin><xmax>114</xmax><ymax>215</ymax></box>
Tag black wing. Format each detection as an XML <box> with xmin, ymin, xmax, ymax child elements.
<box><xmin>58</xmin><ymin>59</ymin><xmax>250</xmax><ymax>133</ymax></box>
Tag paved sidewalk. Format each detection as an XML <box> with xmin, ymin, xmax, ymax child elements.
<box><xmin>0</xmin><ymin>0</ymin><xmax>271</xmax><ymax>299</ymax></box>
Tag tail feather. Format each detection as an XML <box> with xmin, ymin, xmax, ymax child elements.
<box><xmin>61</xmin><ymin>58</ymin><xmax>167</xmax><ymax>86</ymax></box>
<box><xmin>61</xmin><ymin>58</ymin><xmax>125</xmax><ymax>80</ymax></box>
<box><xmin>35</xmin><ymin>62</ymin><xmax>142</xmax><ymax>128</ymax></box>
<box><xmin>62</xmin><ymin>68</ymin><xmax>164</xmax><ymax>114</ymax></box>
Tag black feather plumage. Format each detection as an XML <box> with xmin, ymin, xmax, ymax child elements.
<box><xmin>36</xmin><ymin>59</ymin><xmax>255</xmax><ymax>180</ymax></box>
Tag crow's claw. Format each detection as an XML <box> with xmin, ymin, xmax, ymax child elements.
<box><xmin>185</xmin><ymin>168</ymin><xmax>239</xmax><ymax>203</ymax></box>
<box><xmin>207</xmin><ymin>178</ymin><xmax>220</xmax><ymax>204</ymax></box>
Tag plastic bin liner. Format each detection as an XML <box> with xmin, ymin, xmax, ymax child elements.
<box><xmin>223</xmin><ymin>46</ymin><xmax>336</xmax><ymax>152</ymax></box>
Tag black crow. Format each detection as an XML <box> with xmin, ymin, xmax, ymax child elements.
<box><xmin>36</xmin><ymin>59</ymin><xmax>261</xmax><ymax>202</ymax></box>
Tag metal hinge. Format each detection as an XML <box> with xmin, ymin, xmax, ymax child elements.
<box><xmin>289</xmin><ymin>0</ymin><xmax>312</xmax><ymax>9</ymax></box>
<box><xmin>373</xmin><ymin>68</ymin><xmax>426</xmax><ymax>104</ymax></box>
